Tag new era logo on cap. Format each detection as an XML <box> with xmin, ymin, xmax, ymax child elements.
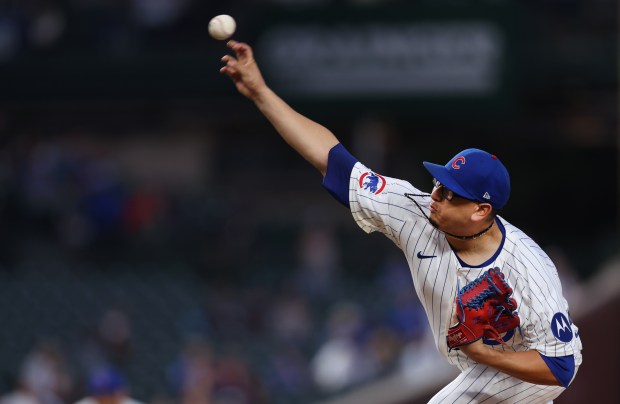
<box><xmin>423</xmin><ymin>148</ymin><xmax>511</xmax><ymax>209</ymax></box>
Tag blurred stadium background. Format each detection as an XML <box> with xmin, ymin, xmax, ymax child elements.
<box><xmin>0</xmin><ymin>0</ymin><xmax>617</xmax><ymax>403</ymax></box>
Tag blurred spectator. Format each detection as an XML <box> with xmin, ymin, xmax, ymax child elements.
<box><xmin>294</xmin><ymin>224</ymin><xmax>341</xmax><ymax>300</ymax></box>
<box><xmin>97</xmin><ymin>309</ymin><xmax>133</xmax><ymax>369</ymax></box>
<box><xmin>264</xmin><ymin>344</ymin><xmax>312</xmax><ymax>398</ymax></box>
<box><xmin>168</xmin><ymin>344</ymin><xmax>267</xmax><ymax>404</ymax></box>
<box><xmin>212</xmin><ymin>356</ymin><xmax>266</xmax><ymax>404</ymax></box>
<box><xmin>74</xmin><ymin>366</ymin><xmax>144</xmax><ymax>404</ymax></box>
<box><xmin>122</xmin><ymin>187</ymin><xmax>165</xmax><ymax>235</ymax></box>
<box><xmin>82</xmin><ymin>158</ymin><xmax>126</xmax><ymax>241</ymax></box>
<box><xmin>399</xmin><ymin>328</ymin><xmax>457</xmax><ymax>386</ymax></box>
<box><xmin>130</xmin><ymin>0</ymin><xmax>192</xmax><ymax>29</ymax></box>
<box><xmin>26</xmin><ymin>2</ymin><xmax>66</xmax><ymax>49</ymax></box>
<box><xmin>310</xmin><ymin>301</ymin><xmax>374</xmax><ymax>392</ymax></box>
<box><xmin>268</xmin><ymin>293</ymin><xmax>313</xmax><ymax>344</ymax></box>
<box><xmin>204</xmin><ymin>285</ymin><xmax>250</xmax><ymax>341</ymax></box>
<box><xmin>363</xmin><ymin>326</ymin><xmax>401</xmax><ymax>377</ymax></box>
<box><xmin>1</xmin><ymin>341</ymin><xmax>73</xmax><ymax>404</ymax></box>
<box><xmin>0</xmin><ymin>391</ymin><xmax>38</xmax><ymax>404</ymax></box>
<box><xmin>377</xmin><ymin>255</ymin><xmax>428</xmax><ymax>340</ymax></box>
<box><xmin>166</xmin><ymin>339</ymin><xmax>215</xmax><ymax>404</ymax></box>
<box><xmin>0</xmin><ymin>14</ymin><xmax>21</xmax><ymax>61</ymax></box>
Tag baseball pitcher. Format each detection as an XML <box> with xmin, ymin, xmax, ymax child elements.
<box><xmin>220</xmin><ymin>40</ymin><xmax>582</xmax><ymax>403</ymax></box>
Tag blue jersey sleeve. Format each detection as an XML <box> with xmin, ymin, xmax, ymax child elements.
<box><xmin>321</xmin><ymin>143</ymin><xmax>359</xmax><ymax>208</ymax></box>
<box><xmin>539</xmin><ymin>354</ymin><xmax>575</xmax><ymax>388</ymax></box>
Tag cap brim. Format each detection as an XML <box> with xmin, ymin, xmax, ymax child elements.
<box><xmin>422</xmin><ymin>162</ymin><xmax>477</xmax><ymax>201</ymax></box>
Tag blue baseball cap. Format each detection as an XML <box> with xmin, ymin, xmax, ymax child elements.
<box><xmin>422</xmin><ymin>148</ymin><xmax>510</xmax><ymax>209</ymax></box>
<box><xmin>87</xmin><ymin>366</ymin><xmax>126</xmax><ymax>396</ymax></box>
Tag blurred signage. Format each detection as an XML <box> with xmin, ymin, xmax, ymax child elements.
<box><xmin>0</xmin><ymin>2</ymin><xmax>519</xmax><ymax>112</ymax></box>
<box><xmin>258</xmin><ymin>22</ymin><xmax>503</xmax><ymax>98</ymax></box>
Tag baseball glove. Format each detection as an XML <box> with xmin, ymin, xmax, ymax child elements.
<box><xmin>447</xmin><ymin>267</ymin><xmax>520</xmax><ymax>350</ymax></box>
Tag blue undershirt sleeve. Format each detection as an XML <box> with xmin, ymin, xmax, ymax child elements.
<box><xmin>539</xmin><ymin>354</ymin><xmax>575</xmax><ymax>388</ymax></box>
<box><xmin>321</xmin><ymin>143</ymin><xmax>359</xmax><ymax>208</ymax></box>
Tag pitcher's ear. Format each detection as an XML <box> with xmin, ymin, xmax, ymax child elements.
<box><xmin>471</xmin><ymin>203</ymin><xmax>493</xmax><ymax>223</ymax></box>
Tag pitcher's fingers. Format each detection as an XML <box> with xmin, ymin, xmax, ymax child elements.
<box><xmin>221</xmin><ymin>56</ymin><xmax>241</xmax><ymax>75</ymax></box>
<box><xmin>221</xmin><ymin>68</ymin><xmax>242</xmax><ymax>84</ymax></box>
<box><xmin>220</xmin><ymin>63</ymin><xmax>239</xmax><ymax>75</ymax></box>
<box><xmin>228</xmin><ymin>41</ymin><xmax>253</xmax><ymax>60</ymax></box>
<box><xmin>221</xmin><ymin>54</ymin><xmax>238</xmax><ymax>65</ymax></box>
<box><xmin>227</xmin><ymin>40</ymin><xmax>242</xmax><ymax>57</ymax></box>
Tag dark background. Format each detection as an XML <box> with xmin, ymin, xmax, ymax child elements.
<box><xmin>0</xmin><ymin>0</ymin><xmax>617</xmax><ymax>403</ymax></box>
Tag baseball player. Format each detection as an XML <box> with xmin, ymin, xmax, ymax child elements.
<box><xmin>220</xmin><ymin>41</ymin><xmax>582</xmax><ymax>403</ymax></box>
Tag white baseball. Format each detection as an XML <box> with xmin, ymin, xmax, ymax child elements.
<box><xmin>208</xmin><ymin>14</ymin><xmax>236</xmax><ymax>40</ymax></box>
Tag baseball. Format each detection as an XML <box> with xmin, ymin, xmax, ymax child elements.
<box><xmin>208</xmin><ymin>14</ymin><xmax>236</xmax><ymax>40</ymax></box>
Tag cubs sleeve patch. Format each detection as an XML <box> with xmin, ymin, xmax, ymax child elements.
<box><xmin>359</xmin><ymin>172</ymin><xmax>386</xmax><ymax>195</ymax></box>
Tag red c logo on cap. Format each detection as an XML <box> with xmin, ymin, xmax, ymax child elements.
<box><xmin>452</xmin><ymin>156</ymin><xmax>466</xmax><ymax>169</ymax></box>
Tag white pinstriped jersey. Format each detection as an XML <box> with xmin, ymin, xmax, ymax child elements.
<box><xmin>348</xmin><ymin>162</ymin><xmax>583</xmax><ymax>373</ymax></box>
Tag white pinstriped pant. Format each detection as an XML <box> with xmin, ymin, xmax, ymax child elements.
<box><xmin>428</xmin><ymin>363</ymin><xmax>572</xmax><ymax>404</ymax></box>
